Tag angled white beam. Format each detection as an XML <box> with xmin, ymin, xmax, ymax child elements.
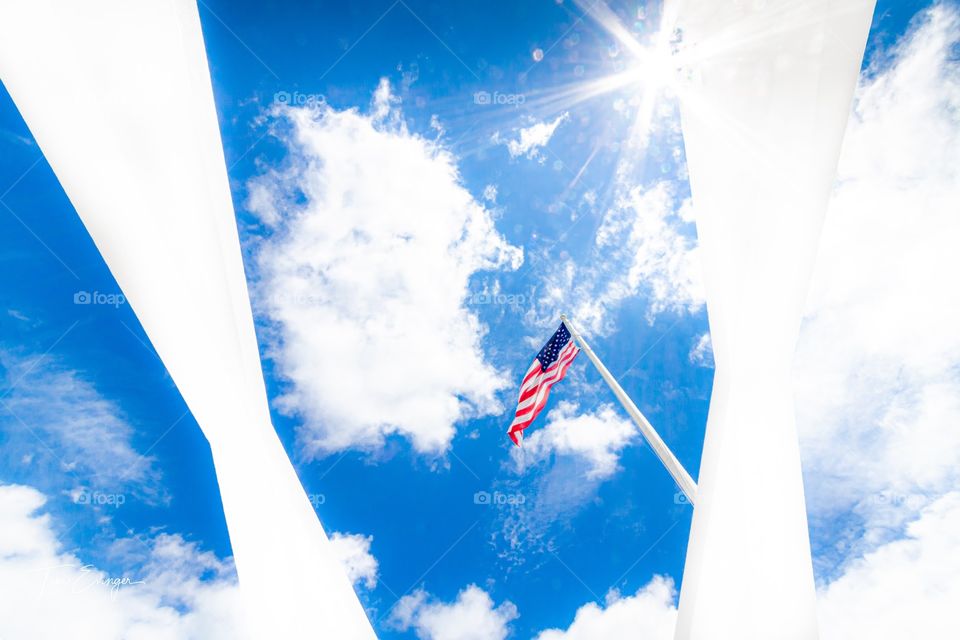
<box><xmin>0</xmin><ymin>2</ymin><xmax>375</xmax><ymax>637</ymax></box>
<box><xmin>670</xmin><ymin>0</ymin><xmax>875</xmax><ymax>638</ymax></box>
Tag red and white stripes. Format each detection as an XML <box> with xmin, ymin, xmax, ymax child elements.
<box><xmin>507</xmin><ymin>339</ymin><xmax>580</xmax><ymax>446</ymax></box>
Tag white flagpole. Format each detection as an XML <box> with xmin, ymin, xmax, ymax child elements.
<box><xmin>561</xmin><ymin>314</ymin><xmax>698</xmax><ymax>505</ymax></box>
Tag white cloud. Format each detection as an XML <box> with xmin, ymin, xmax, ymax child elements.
<box><xmin>795</xmin><ymin>5</ymin><xmax>960</xmax><ymax>537</ymax></box>
<box><xmin>247</xmin><ymin>79</ymin><xmax>523</xmax><ymax>457</ymax></box>
<box><xmin>0</xmin><ymin>483</ymin><xmax>247</xmax><ymax>640</ymax></box>
<box><xmin>791</xmin><ymin>5</ymin><xmax>960</xmax><ymax>633</ymax></box>
<box><xmin>535</xmin><ymin>181</ymin><xmax>703</xmax><ymax>335</ymax></box>
<box><xmin>328</xmin><ymin>531</ymin><xmax>378</xmax><ymax>589</ymax></box>
<box><xmin>497</xmin><ymin>113</ymin><xmax>569</xmax><ymax>161</ymax></box>
<box><xmin>535</xmin><ymin>575</ymin><xmax>677</xmax><ymax>640</ymax></box>
<box><xmin>590</xmin><ymin>184</ymin><xmax>704</xmax><ymax>326</ymax></box>
<box><xmin>0</xmin><ymin>351</ymin><xmax>161</xmax><ymax>500</ymax></box>
<box><xmin>818</xmin><ymin>492</ymin><xmax>960</xmax><ymax>638</ymax></box>
<box><xmin>391</xmin><ymin>584</ymin><xmax>518</xmax><ymax>640</ymax></box>
<box><xmin>0</xmin><ymin>352</ymin><xmax>380</xmax><ymax>635</ymax></box>
<box><xmin>688</xmin><ymin>332</ymin><xmax>712</xmax><ymax>368</ymax></box>
<box><xmin>513</xmin><ymin>401</ymin><xmax>638</xmax><ymax>480</ymax></box>
<box><xmin>7</xmin><ymin>309</ymin><xmax>30</xmax><ymax>322</ymax></box>
<box><xmin>495</xmin><ymin>402</ymin><xmax>639</xmax><ymax>564</ymax></box>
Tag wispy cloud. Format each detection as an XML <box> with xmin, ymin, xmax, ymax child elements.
<box><xmin>534</xmin><ymin>181</ymin><xmax>703</xmax><ymax>335</ymax></box>
<box><xmin>494</xmin><ymin>112</ymin><xmax>569</xmax><ymax>162</ymax></box>
<box><xmin>495</xmin><ymin>402</ymin><xmax>640</xmax><ymax>565</ymax></box>
<box><xmin>0</xmin><ymin>350</ymin><xmax>162</xmax><ymax>503</ymax></box>
<box><xmin>688</xmin><ymin>333</ymin><xmax>712</xmax><ymax>368</ymax></box>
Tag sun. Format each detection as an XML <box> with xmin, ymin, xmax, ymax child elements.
<box><xmin>521</xmin><ymin>1</ymin><xmax>683</xmax><ymax>150</ymax></box>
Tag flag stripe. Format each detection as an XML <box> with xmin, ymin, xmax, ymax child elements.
<box><xmin>516</xmin><ymin>344</ymin><xmax>577</xmax><ymax>416</ymax></box>
<box><xmin>511</xmin><ymin>345</ymin><xmax>577</xmax><ymax>426</ymax></box>
<box><xmin>508</xmin><ymin>352</ymin><xmax>577</xmax><ymax>445</ymax></box>
<box><xmin>516</xmin><ymin>340</ymin><xmax>578</xmax><ymax>404</ymax></box>
<box><xmin>521</xmin><ymin>339</ymin><xmax>577</xmax><ymax>392</ymax></box>
<box><xmin>508</xmin><ymin>325</ymin><xmax>579</xmax><ymax>446</ymax></box>
<box><xmin>514</xmin><ymin>342</ymin><xmax>578</xmax><ymax>411</ymax></box>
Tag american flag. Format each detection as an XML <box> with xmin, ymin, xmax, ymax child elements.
<box><xmin>508</xmin><ymin>322</ymin><xmax>580</xmax><ymax>446</ymax></box>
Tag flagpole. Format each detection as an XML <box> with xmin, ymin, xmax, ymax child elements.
<box><xmin>561</xmin><ymin>314</ymin><xmax>698</xmax><ymax>505</ymax></box>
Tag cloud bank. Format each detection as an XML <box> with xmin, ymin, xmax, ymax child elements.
<box><xmin>0</xmin><ymin>483</ymin><xmax>246</xmax><ymax>640</ymax></box>
<box><xmin>535</xmin><ymin>575</ymin><xmax>677</xmax><ymax>640</ymax></box>
<box><xmin>391</xmin><ymin>583</ymin><xmax>518</xmax><ymax>640</ymax></box>
<box><xmin>791</xmin><ymin>6</ymin><xmax>960</xmax><ymax>637</ymax></box>
<box><xmin>248</xmin><ymin>79</ymin><xmax>523</xmax><ymax>457</ymax></box>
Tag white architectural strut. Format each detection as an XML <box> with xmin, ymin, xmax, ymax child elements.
<box><xmin>670</xmin><ymin>0</ymin><xmax>876</xmax><ymax>638</ymax></box>
<box><xmin>0</xmin><ymin>1</ymin><xmax>376</xmax><ymax>637</ymax></box>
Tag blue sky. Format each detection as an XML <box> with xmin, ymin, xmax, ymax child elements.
<box><xmin>1</xmin><ymin>1</ymin><xmax>959</xmax><ymax>638</ymax></box>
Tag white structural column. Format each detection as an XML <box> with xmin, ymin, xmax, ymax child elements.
<box><xmin>671</xmin><ymin>1</ymin><xmax>875</xmax><ymax>638</ymax></box>
<box><xmin>0</xmin><ymin>2</ymin><xmax>375</xmax><ymax>638</ymax></box>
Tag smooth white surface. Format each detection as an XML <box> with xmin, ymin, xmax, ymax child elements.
<box><xmin>0</xmin><ymin>1</ymin><xmax>375</xmax><ymax>637</ymax></box>
<box><xmin>671</xmin><ymin>0</ymin><xmax>875</xmax><ymax>637</ymax></box>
